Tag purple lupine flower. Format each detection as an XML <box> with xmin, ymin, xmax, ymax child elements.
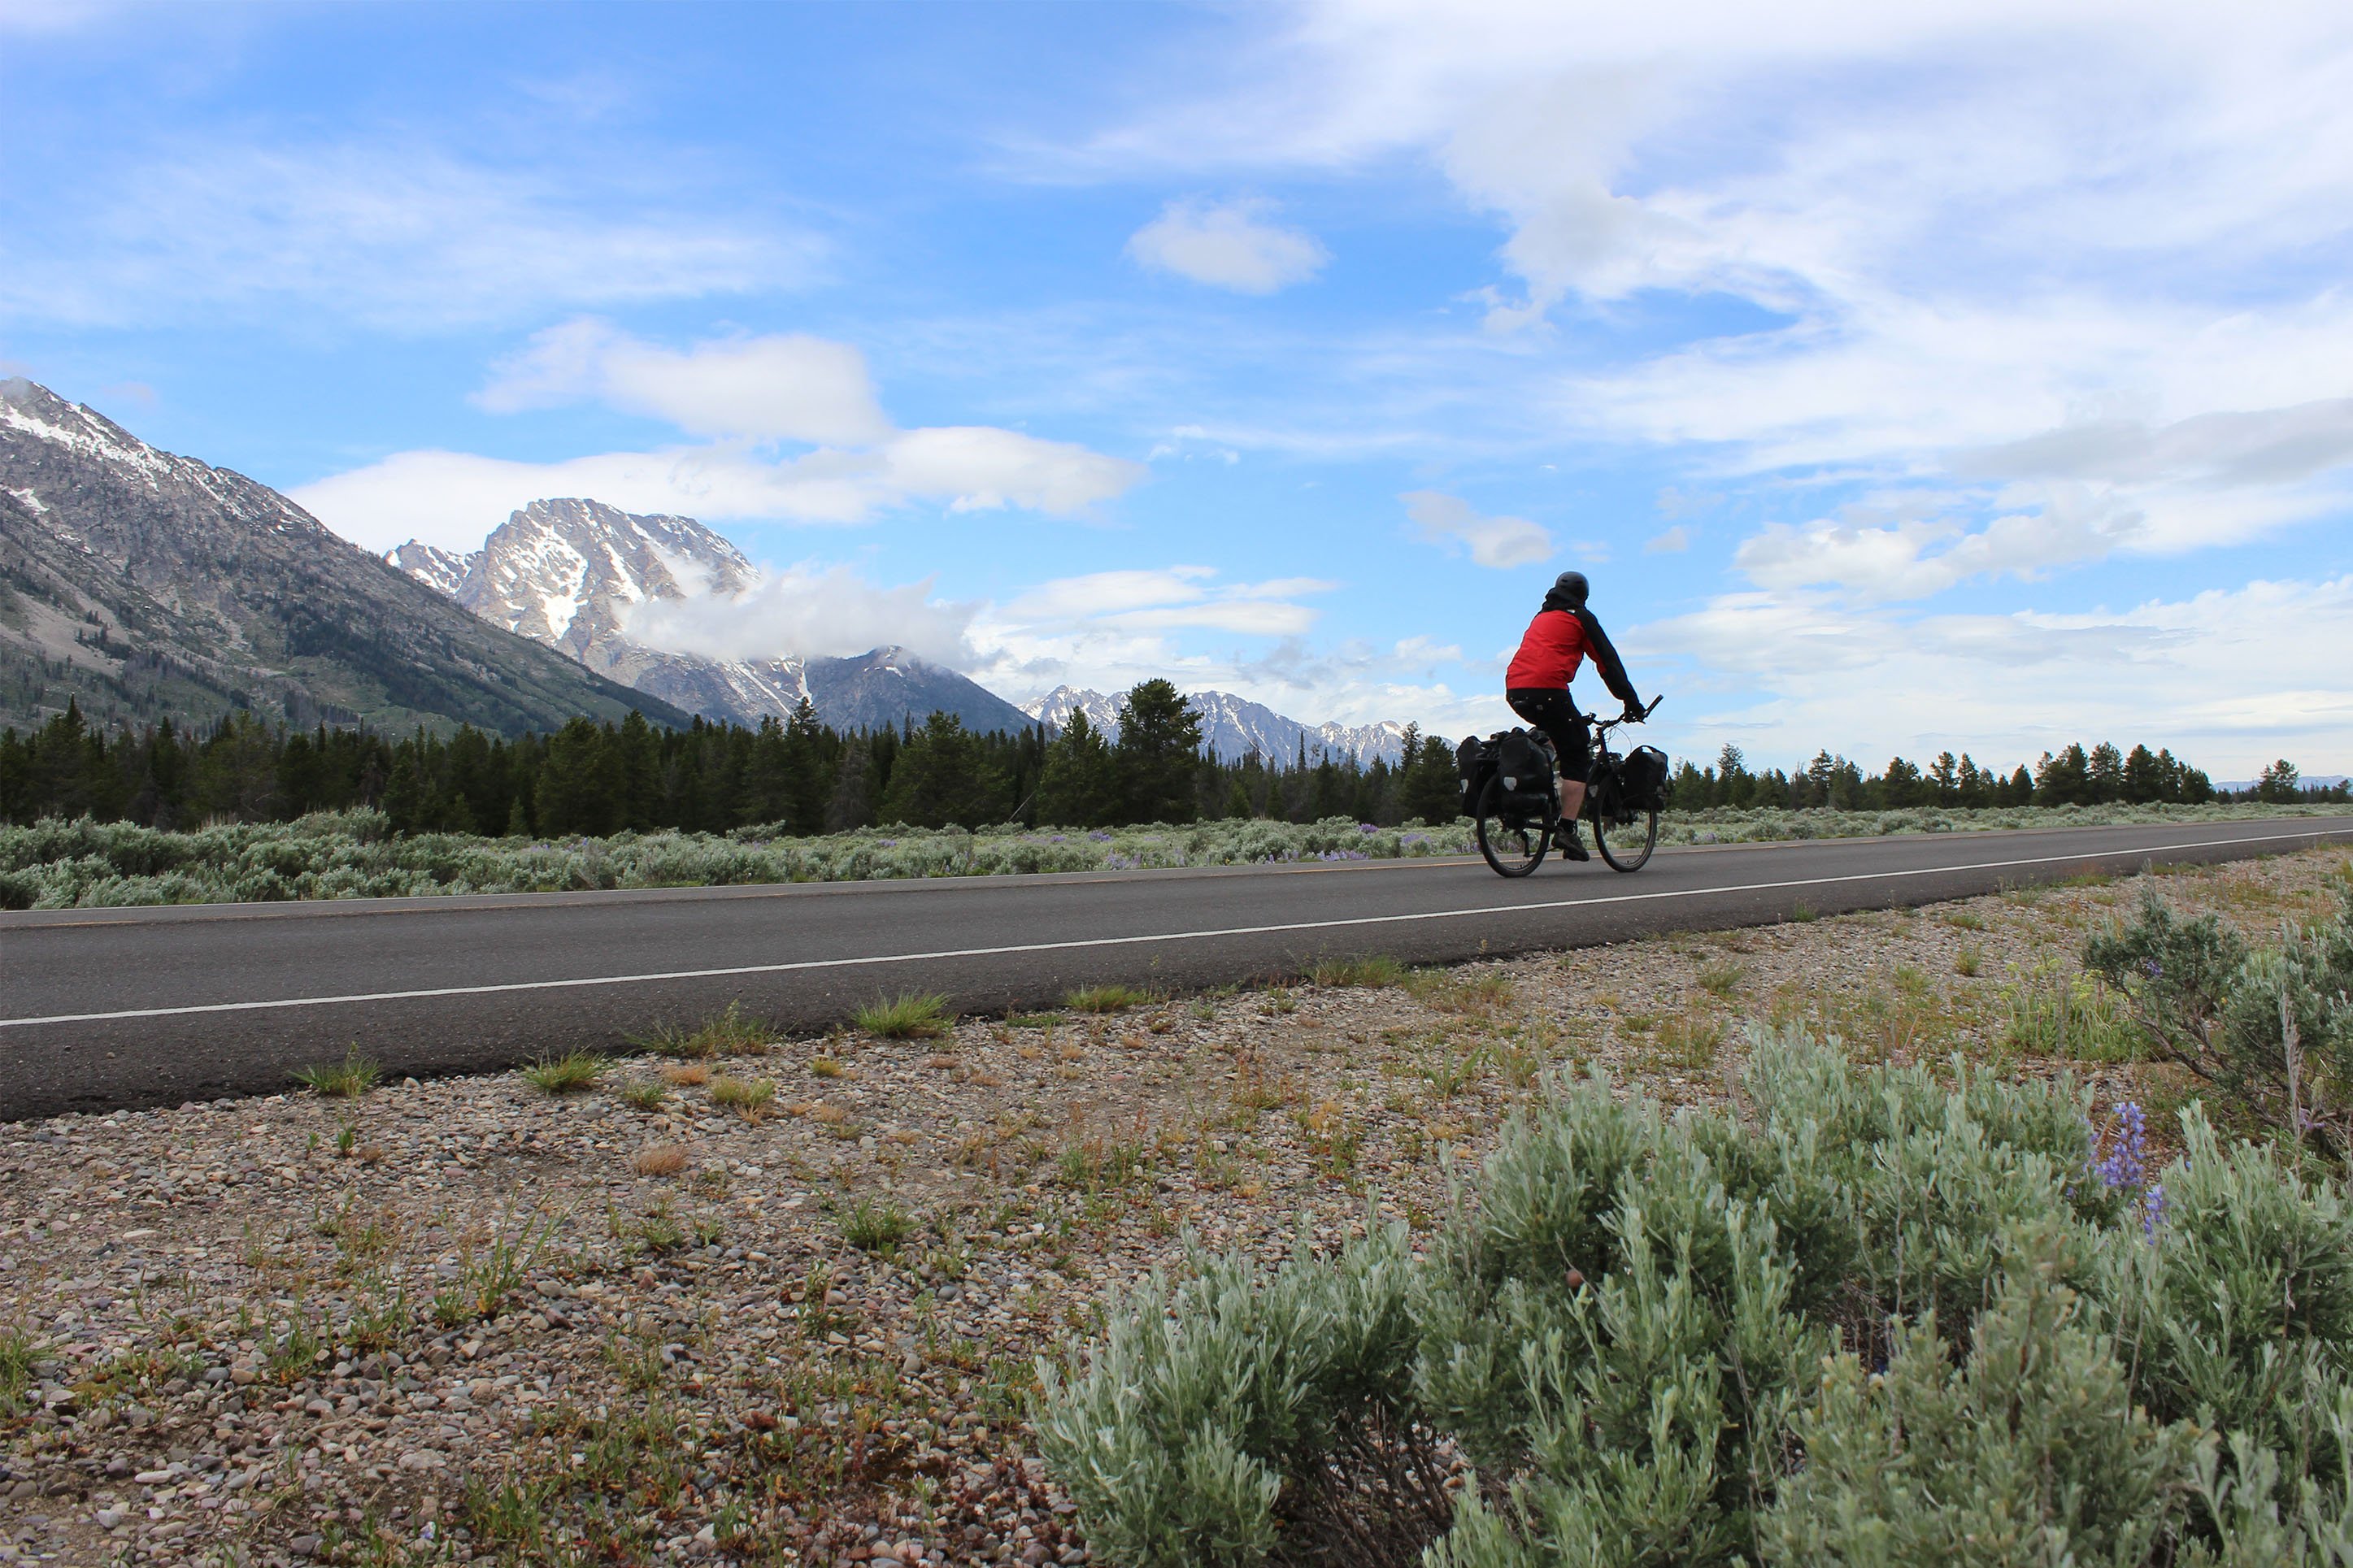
<box><xmin>2088</xmin><ymin>1102</ymin><xmax>2168</xmax><ymax>1240</ymax></box>
<box><xmin>2093</xmin><ymin>1101</ymin><xmax>2149</xmax><ymax>1191</ymax></box>
<box><xmin>1089</xmin><ymin>831</ymin><xmax>1114</xmax><ymax>842</ymax></box>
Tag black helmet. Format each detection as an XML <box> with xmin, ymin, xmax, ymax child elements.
<box><xmin>1547</xmin><ymin>571</ymin><xmax>1589</xmax><ymax>610</ymax></box>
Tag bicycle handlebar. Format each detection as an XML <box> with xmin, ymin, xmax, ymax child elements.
<box><xmin>1592</xmin><ymin>695</ymin><xmax>1664</xmax><ymax>733</ymax></box>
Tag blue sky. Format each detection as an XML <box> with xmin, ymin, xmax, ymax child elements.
<box><xmin>5</xmin><ymin>1</ymin><xmax>2350</xmax><ymax>776</ymax></box>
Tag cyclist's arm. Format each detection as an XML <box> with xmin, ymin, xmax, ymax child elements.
<box><xmin>1573</xmin><ymin>608</ymin><xmax>1641</xmax><ymax>706</ymax></box>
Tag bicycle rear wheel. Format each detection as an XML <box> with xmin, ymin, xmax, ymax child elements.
<box><xmin>1593</xmin><ymin>805</ymin><xmax>1659</xmax><ymax>872</ymax></box>
<box><xmin>1475</xmin><ymin>776</ymin><xmax>1550</xmax><ymax>878</ymax></box>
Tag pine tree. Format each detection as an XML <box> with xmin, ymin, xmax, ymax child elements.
<box><xmin>1037</xmin><ymin>710</ymin><xmax>1120</xmax><ymax>828</ymax></box>
<box><xmin>877</xmin><ymin>712</ymin><xmax>999</xmax><ymax>827</ymax></box>
<box><xmin>1223</xmin><ymin>776</ymin><xmax>1254</xmax><ymax>819</ymax></box>
<box><xmin>1114</xmin><ymin>680</ymin><xmax>1203</xmax><ymax>825</ymax></box>
<box><xmin>535</xmin><ymin>718</ymin><xmax>613</xmax><ymax>836</ymax></box>
<box><xmin>824</xmin><ymin>744</ymin><xmax>874</xmax><ymax>832</ymax></box>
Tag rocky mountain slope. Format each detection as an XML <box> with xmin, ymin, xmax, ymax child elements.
<box><xmin>1021</xmin><ymin>683</ymin><xmax>1411</xmax><ymax>764</ymax></box>
<box><xmin>388</xmin><ymin>499</ymin><xmax>1033</xmax><ymax>735</ymax></box>
<box><xmin>0</xmin><ymin>380</ymin><xmax>687</xmax><ymax>736</ymax></box>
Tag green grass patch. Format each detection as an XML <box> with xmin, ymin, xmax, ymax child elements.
<box><xmin>616</xmin><ymin>1081</ymin><xmax>667</xmax><ymax>1111</ymax></box>
<box><xmin>2003</xmin><ymin>962</ymin><xmax>2142</xmax><ymax>1063</ymax></box>
<box><xmin>291</xmin><ymin>1047</ymin><xmax>380</xmax><ymax>1098</ymax></box>
<box><xmin>1307</xmin><ymin>953</ymin><xmax>1408</xmax><ymax>989</ymax></box>
<box><xmin>842</xmin><ymin>1199</ymin><xmax>914</xmax><ymax>1253</ymax></box>
<box><xmin>1696</xmin><ymin>959</ymin><xmax>1746</xmax><ymax>997</ymax></box>
<box><xmin>520</xmin><ymin>1050</ymin><xmax>604</xmax><ymax>1094</ymax></box>
<box><xmin>631</xmin><ymin>1001</ymin><xmax>772</xmax><ymax>1059</ymax></box>
<box><xmin>1065</xmin><ymin>983</ymin><xmax>1154</xmax><ymax>1014</ymax></box>
<box><xmin>854</xmin><ymin>992</ymin><xmax>953</xmax><ymax>1039</ymax></box>
<box><xmin>709</xmin><ymin>1075</ymin><xmax>776</xmax><ymax>1117</ymax></box>
<box><xmin>1058</xmin><ymin>1137</ymin><xmax>1150</xmax><ymax>1193</ymax></box>
<box><xmin>0</xmin><ymin>1328</ymin><xmax>32</xmax><ymax>1416</ymax></box>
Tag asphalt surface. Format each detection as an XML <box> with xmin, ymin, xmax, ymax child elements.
<box><xmin>4</xmin><ymin>815</ymin><xmax>2348</xmax><ymax>1120</ymax></box>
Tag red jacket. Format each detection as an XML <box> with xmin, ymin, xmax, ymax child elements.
<box><xmin>1506</xmin><ymin>607</ymin><xmax>1638</xmax><ymax>701</ymax></box>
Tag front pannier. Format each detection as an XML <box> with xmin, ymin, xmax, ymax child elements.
<box><xmin>1622</xmin><ymin>744</ymin><xmax>1671</xmax><ymax>811</ymax></box>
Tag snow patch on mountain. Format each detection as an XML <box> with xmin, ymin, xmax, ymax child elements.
<box><xmin>384</xmin><ymin>541</ymin><xmax>475</xmax><ymax>597</ymax></box>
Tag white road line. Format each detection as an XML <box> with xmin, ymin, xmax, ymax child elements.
<box><xmin>4</xmin><ymin>825</ymin><xmax>2341</xmax><ymax>1031</ymax></box>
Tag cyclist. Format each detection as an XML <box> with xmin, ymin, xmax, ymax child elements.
<box><xmin>1504</xmin><ymin>570</ymin><xmax>1646</xmax><ymax>861</ymax></box>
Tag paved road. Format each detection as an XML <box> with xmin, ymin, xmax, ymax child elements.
<box><xmin>4</xmin><ymin>816</ymin><xmax>2348</xmax><ymax>1120</ymax></box>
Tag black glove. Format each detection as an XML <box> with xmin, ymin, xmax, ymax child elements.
<box><xmin>1622</xmin><ymin>697</ymin><xmax>1646</xmax><ymax>723</ymax></box>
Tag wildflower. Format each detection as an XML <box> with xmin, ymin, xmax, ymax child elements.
<box><xmin>2093</xmin><ymin>1101</ymin><xmax>2149</xmax><ymax>1192</ymax></box>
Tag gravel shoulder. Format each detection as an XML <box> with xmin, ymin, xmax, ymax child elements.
<box><xmin>4</xmin><ymin>844</ymin><xmax>2346</xmax><ymax>1567</ymax></box>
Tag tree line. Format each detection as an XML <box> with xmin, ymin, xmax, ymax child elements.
<box><xmin>1668</xmin><ymin>741</ymin><xmax>2238</xmax><ymax>811</ymax></box>
<box><xmin>2</xmin><ymin>682</ymin><xmax>2335</xmax><ymax>836</ymax></box>
<box><xmin>0</xmin><ymin>681</ymin><xmax>1466</xmax><ymax>836</ymax></box>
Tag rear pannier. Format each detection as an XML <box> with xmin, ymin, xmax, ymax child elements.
<box><xmin>1455</xmin><ymin>736</ymin><xmax>1491</xmax><ymax>819</ymax></box>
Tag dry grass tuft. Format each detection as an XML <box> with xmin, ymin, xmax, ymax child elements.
<box><xmin>630</xmin><ymin>1145</ymin><xmax>688</xmax><ymax>1178</ymax></box>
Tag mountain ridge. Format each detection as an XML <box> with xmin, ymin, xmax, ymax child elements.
<box><xmin>0</xmin><ymin>380</ymin><xmax>689</xmax><ymax>736</ymax></box>
<box><xmin>1020</xmin><ymin>683</ymin><xmax>1413</xmax><ymax>765</ymax></box>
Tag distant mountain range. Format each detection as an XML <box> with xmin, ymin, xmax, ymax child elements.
<box><xmin>385</xmin><ymin>498</ymin><xmax>1032</xmax><ymax>736</ymax></box>
<box><xmin>1021</xmin><ymin>684</ymin><xmax>1411</xmax><ymax>765</ymax></box>
<box><xmin>0</xmin><ymin>377</ymin><xmax>1425</xmax><ymax>752</ymax></box>
<box><xmin>0</xmin><ymin>379</ymin><xmax>685</xmax><ymax>736</ymax></box>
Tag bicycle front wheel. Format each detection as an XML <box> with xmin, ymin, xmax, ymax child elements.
<box><xmin>1594</xmin><ymin>806</ymin><xmax>1659</xmax><ymax>872</ymax></box>
<box><xmin>1475</xmin><ymin>776</ymin><xmax>1549</xmax><ymax>878</ymax></box>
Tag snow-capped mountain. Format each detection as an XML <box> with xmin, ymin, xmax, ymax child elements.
<box><xmin>1020</xmin><ymin>684</ymin><xmax>1414</xmax><ymax>765</ymax></box>
<box><xmin>0</xmin><ymin>379</ymin><xmax>681</xmax><ymax>736</ymax></box>
<box><xmin>383</xmin><ymin>541</ymin><xmax>474</xmax><ymax>597</ymax></box>
<box><xmin>387</xmin><ymin>499</ymin><xmax>1032</xmax><ymax>735</ymax></box>
<box><xmin>1024</xmin><ymin>684</ymin><xmax>1124</xmax><ymax>737</ymax></box>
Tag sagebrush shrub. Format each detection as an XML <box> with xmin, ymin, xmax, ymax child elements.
<box><xmin>1038</xmin><ymin>1029</ymin><xmax>2353</xmax><ymax>1566</ymax></box>
<box><xmin>2087</xmin><ymin>883</ymin><xmax>2353</xmax><ymax>1153</ymax></box>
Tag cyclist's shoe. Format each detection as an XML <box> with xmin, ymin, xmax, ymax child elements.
<box><xmin>1554</xmin><ymin>820</ymin><xmax>1590</xmax><ymax>861</ymax></box>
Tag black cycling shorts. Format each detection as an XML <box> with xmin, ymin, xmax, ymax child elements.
<box><xmin>1505</xmin><ymin>688</ymin><xmax>1591</xmax><ymax>783</ymax></box>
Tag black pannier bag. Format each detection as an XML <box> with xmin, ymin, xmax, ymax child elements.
<box><xmin>1622</xmin><ymin>744</ymin><xmax>1671</xmax><ymax>811</ymax></box>
<box><xmin>1455</xmin><ymin>735</ymin><xmax>1491</xmax><ymax>819</ymax></box>
<box><xmin>1492</xmin><ymin>728</ymin><xmax>1555</xmax><ymax>812</ymax></box>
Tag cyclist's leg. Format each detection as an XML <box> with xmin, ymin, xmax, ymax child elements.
<box><xmin>1507</xmin><ymin>690</ymin><xmax>1591</xmax><ymax>850</ymax></box>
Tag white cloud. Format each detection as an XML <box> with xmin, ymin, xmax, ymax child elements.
<box><xmin>295</xmin><ymin>435</ymin><xmax>1141</xmax><ymax>553</ymax></box>
<box><xmin>1401</xmin><ymin>489</ymin><xmax>1553</xmax><ymax>569</ymax></box>
<box><xmin>1630</xmin><ymin>576</ymin><xmax>2353</xmax><ymax>776</ymax></box>
<box><xmin>1733</xmin><ymin>488</ymin><xmax>2147</xmax><ymax>602</ymax></box>
<box><xmin>1003</xmin><ymin>567</ymin><xmax>1220</xmax><ymax>622</ymax></box>
<box><xmin>621</xmin><ymin>562</ymin><xmax>972</xmax><ymax>668</ymax></box>
<box><xmin>1645</xmin><ymin>526</ymin><xmax>1690</xmax><ymax>554</ymax></box>
<box><xmin>1126</xmin><ymin>197</ymin><xmax>1329</xmax><ymax>293</ymax></box>
<box><xmin>297</xmin><ymin>326</ymin><xmax>1145</xmax><ymax>552</ymax></box>
<box><xmin>1103</xmin><ymin>602</ymin><xmax>1323</xmax><ymax>636</ymax></box>
<box><xmin>882</xmin><ymin>426</ymin><xmax>1143</xmax><ymax>516</ymax></box>
<box><xmin>974</xmin><ymin>566</ymin><xmax>1354</xmax><ymax>706</ymax></box>
<box><xmin>476</xmin><ymin>319</ymin><xmax>889</xmax><ymax>445</ymax></box>
<box><xmin>1</xmin><ymin>141</ymin><xmax>818</xmax><ymax>329</ymax></box>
